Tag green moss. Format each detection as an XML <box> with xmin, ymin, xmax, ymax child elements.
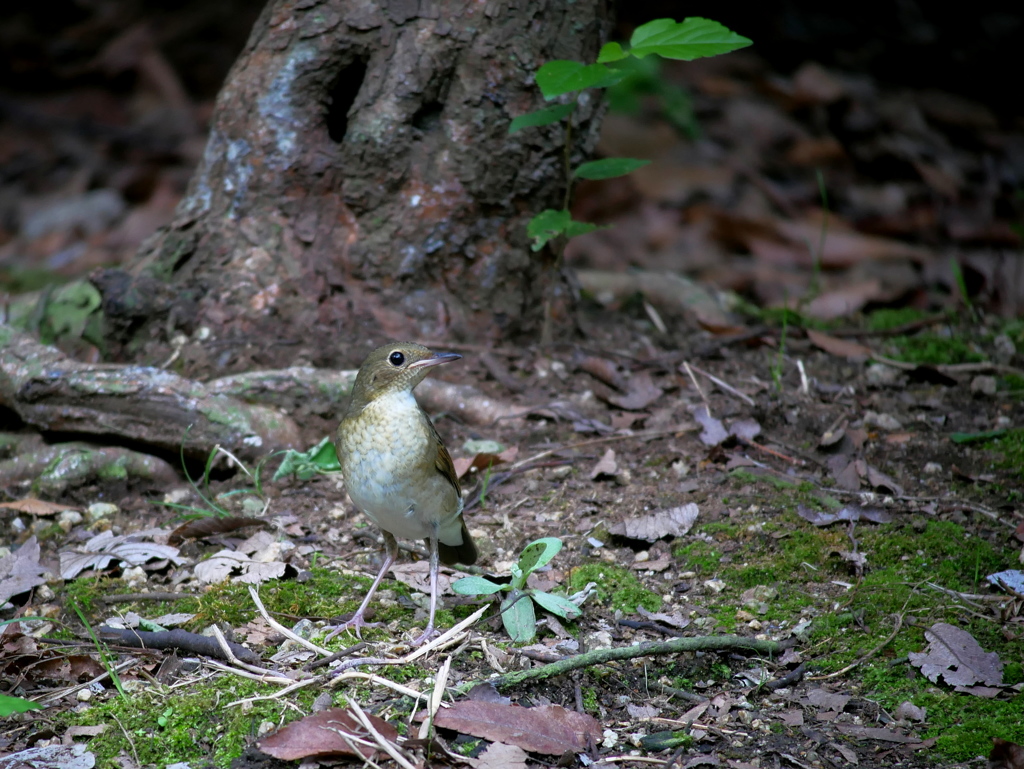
<box><xmin>568</xmin><ymin>563</ymin><xmax>661</xmax><ymax>613</ymax></box>
<box><xmin>885</xmin><ymin>332</ymin><xmax>984</xmax><ymax>365</ymax></box>
<box><xmin>865</xmin><ymin>308</ymin><xmax>932</xmax><ymax>331</ymax></box>
<box><xmin>59</xmin><ymin>677</ymin><xmax>314</xmax><ymax>767</ymax></box>
<box><xmin>672</xmin><ymin>541</ymin><xmax>722</xmax><ymax>575</ymax></box>
<box><xmin>582</xmin><ymin>687</ymin><xmax>599</xmax><ymax>713</ymax></box>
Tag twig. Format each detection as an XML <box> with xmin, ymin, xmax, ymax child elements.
<box><xmin>418</xmin><ymin>656</ymin><xmax>452</xmax><ymax>740</ymax></box>
<box><xmin>509</xmin><ymin>427</ymin><xmax>693</xmax><ymax>473</ymax></box>
<box><xmin>681</xmin><ymin>361</ymin><xmax>710</xmax><ymax>411</ymax></box>
<box><xmin>683</xmin><ymin>363</ymin><xmax>755</xmax><ymax>407</ymax></box>
<box><xmin>210</xmin><ymin>624</ymin><xmax>288</xmax><ymax>679</ymax></box>
<box><xmin>227</xmin><ymin>678</ymin><xmax>320</xmax><ymax>708</ymax></box>
<box><xmin>203</xmin><ymin>659</ymin><xmax>295</xmax><ymax>685</ymax></box>
<box><xmin>248</xmin><ymin>586</ymin><xmax>331</xmax><ymax>657</ymax></box>
<box><xmin>347</xmin><ymin>697</ymin><xmax>418</xmax><ymax>769</ymax></box>
<box><xmin>330</xmin><ymin>671</ymin><xmax>434</xmax><ymax>702</ymax></box>
<box><xmin>98</xmin><ymin>592</ymin><xmax>190</xmax><ymax>603</ymax></box>
<box><xmin>492</xmin><ymin>635</ymin><xmax>783</xmax><ymax>689</ymax></box>
<box><xmin>808</xmin><ymin>614</ymin><xmax>904</xmax><ymax>681</ymax></box>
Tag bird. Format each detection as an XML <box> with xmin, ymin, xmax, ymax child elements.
<box><xmin>326</xmin><ymin>341</ymin><xmax>477</xmax><ymax>646</ymax></box>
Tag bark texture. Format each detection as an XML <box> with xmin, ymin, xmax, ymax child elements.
<box><xmin>96</xmin><ymin>0</ymin><xmax>612</xmax><ymax>368</ymax></box>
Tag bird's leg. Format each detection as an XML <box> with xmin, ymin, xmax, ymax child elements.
<box><xmin>324</xmin><ymin>531</ymin><xmax>399</xmax><ymax>642</ymax></box>
<box><xmin>410</xmin><ymin>532</ymin><xmax>442</xmax><ymax>647</ymax></box>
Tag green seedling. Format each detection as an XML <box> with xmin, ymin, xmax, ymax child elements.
<box><xmin>452</xmin><ymin>537</ymin><xmax>580</xmax><ymax>643</ymax></box>
<box><xmin>509</xmin><ymin>16</ymin><xmax>751</xmax><ymax>341</ymax></box>
<box><xmin>273</xmin><ymin>436</ymin><xmax>341</xmax><ymax>481</ymax></box>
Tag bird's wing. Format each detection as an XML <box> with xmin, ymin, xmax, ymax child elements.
<box><xmin>429</xmin><ymin>420</ymin><xmax>461</xmax><ymax>496</ymax></box>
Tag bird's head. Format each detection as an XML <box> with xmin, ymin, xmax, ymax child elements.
<box><xmin>349</xmin><ymin>341</ymin><xmax>461</xmax><ymax>405</ymax></box>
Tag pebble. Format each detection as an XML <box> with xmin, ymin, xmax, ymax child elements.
<box><xmin>970</xmin><ymin>375</ymin><xmax>997</xmax><ymax>396</ymax></box>
<box><xmin>87</xmin><ymin>503</ymin><xmax>118</xmax><ymax>523</ymax></box>
<box><xmin>923</xmin><ymin>462</ymin><xmax>942</xmax><ymax>474</ymax></box>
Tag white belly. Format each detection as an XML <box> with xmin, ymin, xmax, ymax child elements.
<box><xmin>339</xmin><ymin>391</ymin><xmax>462</xmax><ymax>543</ymax></box>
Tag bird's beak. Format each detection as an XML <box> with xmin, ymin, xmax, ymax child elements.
<box><xmin>408</xmin><ymin>351</ymin><xmax>462</xmax><ymax>370</ymax></box>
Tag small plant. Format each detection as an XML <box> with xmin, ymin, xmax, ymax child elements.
<box><xmin>157</xmin><ymin>431</ymin><xmax>279</xmax><ymax>519</ymax></box>
<box><xmin>509</xmin><ymin>18</ymin><xmax>752</xmax><ymax>339</ymax></box>
<box><xmin>451</xmin><ymin>537</ymin><xmax>580</xmax><ymax>643</ymax></box>
<box><xmin>273</xmin><ymin>436</ymin><xmax>341</xmax><ymax>481</ymax></box>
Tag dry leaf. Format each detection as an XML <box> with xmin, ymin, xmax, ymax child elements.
<box><xmin>258</xmin><ymin>707</ymin><xmax>400</xmax><ymax>761</ymax></box>
<box><xmin>475</xmin><ymin>742</ymin><xmax>529</xmax><ymax>769</ymax></box>
<box><xmin>990</xmin><ymin>738</ymin><xmax>1024</xmax><ymax>769</ymax></box>
<box><xmin>0</xmin><ymin>498</ymin><xmax>79</xmax><ymax>516</ymax></box>
<box><xmin>590</xmin><ymin>449</ymin><xmax>618</xmax><ymax>480</ymax></box>
<box><xmin>59</xmin><ymin>530</ymin><xmax>184</xmax><ymax>580</ymax></box>
<box><xmin>0</xmin><ymin>536</ymin><xmax>49</xmax><ymax>605</ymax></box>
<box><xmin>806</xmin><ymin>329</ymin><xmax>873</xmax><ymax>360</ymax></box>
<box><xmin>908</xmin><ymin>622</ymin><xmax>1003</xmax><ymax>688</ymax></box>
<box><xmin>606</xmin><ymin>371</ymin><xmax>664</xmax><ymax>411</ymax></box>
<box><xmin>691</xmin><ymin>405</ymin><xmax>728</xmax><ymax>446</ymax></box>
<box><xmin>608</xmin><ymin>504</ymin><xmax>699</xmax><ymax>541</ymax></box>
<box><xmin>193</xmin><ymin>550</ymin><xmax>290</xmax><ymax>585</ymax></box>
<box><xmin>433</xmin><ymin>701</ymin><xmax>601</xmax><ymax>756</ymax></box>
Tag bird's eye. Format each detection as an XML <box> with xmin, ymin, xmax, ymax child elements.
<box><xmin>388</xmin><ymin>351</ymin><xmax>405</xmax><ymax>367</ymax></box>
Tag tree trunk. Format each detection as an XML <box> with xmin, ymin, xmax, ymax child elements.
<box><xmin>94</xmin><ymin>0</ymin><xmax>612</xmax><ymax>371</ymax></box>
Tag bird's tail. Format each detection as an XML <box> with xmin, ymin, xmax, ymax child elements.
<box><xmin>436</xmin><ymin>518</ymin><xmax>477</xmax><ymax>566</ymax></box>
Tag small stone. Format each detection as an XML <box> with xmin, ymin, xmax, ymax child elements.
<box><xmin>670</xmin><ymin>460</ymin><xmax>689</xmax><ymax>478</ymax></box>
<box><xmin>923</xmin><ymin>462</ymin><xmax>942</xmax><ymax>474</ymax></box>
<box><xmin>863</xmin><ymin>410</ymin><xmax>903</xmax><ymax>431</ymax></box>
<box><xmin>77</xmin><ymin>689</ymin><xmax>93</xmax><ymax>702</ymax></box>
<box><xmin>993</xmin><ymin>334</ymin><xmax>1016</xmax><ymax>363</ymax></box>
<box><xmin>57</xmin><ymin>510</ymin><xmax>83</xmax><ymax>533</ymax></box>
<box><xmin>550</xmin><ymin>465</ymin><xmax>572</xmax><ymax>479</ymax></box>
<box><xmin>257</xmin><ymin>721</ymin><xmax>276</xmax><ymax>738</ymax></box>
<box><xmin>87</xmin><ymin>503</ymin><xmax>118</xmax><ymax>522</ymax></box>
<box><xmin>970</xmin><ymin>375</ymin><xmax>997</xmax><ymax>396</ymax></box>
<box><xmin>735</xmin><ymin>609</ymin><xmax>755</xmax><ymax>621</ymax></box>
<box><xmin>122</xmin><ymin>566</ymin><xmax>147</xmax><ymax>588</ymax></box>
<box><xmin>748</xmin><ymin>619</ymin><xmax>763</xmax><ymax>630</ymax></box>
<box><xmin>704</xmin><ymin>579</ymin><xmax>726</xmax><ymax>594</ymax></box>
<box><xmin>634</xmin><ymin>551</ymin><xmax>650</xmax><ymax>563</ymax></box>
<box><xmin>36</xmin><ymin>585</ymin><xmax>55</xmax><ymax>602</ymax></box>
<box><xmin>680</xmin><ymin>571</ymin><xmax>697</xmax><ymax>579</ymax></box>
<box><xmin>865</xmin><ymin>363</ymin><xmax>904</xmax><ymax>387</ymax></box>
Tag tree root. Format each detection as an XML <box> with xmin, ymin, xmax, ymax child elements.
<box><xmin>492</xmin><ymin>635</ymin><xmax>785</xmax><ymax>690</ymax></box>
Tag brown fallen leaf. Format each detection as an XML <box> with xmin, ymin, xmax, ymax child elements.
<box><xmin>0</xmin><ymin>498</ymin><xmax>79</xmax><ymax>516</ymax></box>
<box><xmin>433</xmin><ymin>701</ymin><xmax>601</xmax><ymax>756</ymax></box>
<box><xmin>606</xmin><ymin>371</ymin><xmax>664</xmax><ymax>411</ymax></box>
<box><xmin>0</xmin><ymin>537</ymin><xmax>50</xmax><ymax>605</ymax></box>
<box><xmin>475</xmin><ymin>741</ymin><xmax>529</xmax><ymax>769</ymax></box>
<box><xmin>908</xmin><ymin>622</ymin><xmax>1004</xmax><ymax>688</ymax></box>
<box><xmin>258</xmin><ymin>707</ymin><xmax>400</xmax><ymax>761</ymax></box>
<box><xmin>590</xmin><ymin>449</ymin><xmax>618</xmax><ymax>480</ymax></box>
<box><xmin>452</xmin><ymin>446</ymin><xmax>519</xmax><ymax>480</ymax></box>
<box><xmin>168</xmin><ymin>516</ymin><xmax>267</xmax><ymax>545</ymax></box>
<box><xmin>806</xmin><ymin>329</ymin><xmax>873</xmax><ymax>360</ymax></box>
<box><xmin>691</xmin><ymin>405</ymin><xmax>729</xmax><ymax>446</ymax></box>
<box><xmin>608</xmin><ymin>504</ymin><xmax>699</xmax><ymax>542</ymax></box>
<box><xmin>990</xmin><ymin>738</ymin><xmax>1024</xmax><ymax>769</ymax></box>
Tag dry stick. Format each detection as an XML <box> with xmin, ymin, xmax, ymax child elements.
<box><xmin>491</xmin><ymin>635</ymin><xmax>783</xmax><ymax>690</ymax></box>
<box><xmin>98</xmin><ymin>592</ymin><xmax>190</xmax><ymax>603</ymax></box>
<box><xmin>508</xmin><ymin>427</ymin><xmax>693</xmax><ymax>474</ymax></box>
<box><xmin>347</xmin><ymin>697</ymin><xmax>418</xmax><ymax>769</ymax></box>
<box><xmin>418</xmin><ymin>656</ymin><xmax>452</xmax><ymax>741</ymax></box>
<box><xmin>681</xmin><ymin>361</ymin><xmax>711</xmax><ymax>412</ymax></box>
<box><xmin>684</xmin><ymin>363</ymin><xmax>755</xmax><ymax>407</ymax></box>
<box><xmin>807</xmin><ymin>614</ymin><xmax>904</xmax><ymax>681</ymax></box>
<box><xmin>209</xmin><ymin>624</ymin><xmax>289</xmax><ymax>680</ymax></box>
<box><xmin>248</xmin><ymin>585</ymin><xmax>331</xmax><ymax>657</ymax></box>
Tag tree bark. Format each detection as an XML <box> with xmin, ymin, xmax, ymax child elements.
<box><xmin>94</xmin><ymin>0</ymin><xmax>612</xmax><ymax>371</ymax></box>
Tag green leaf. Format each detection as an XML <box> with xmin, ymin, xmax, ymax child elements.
<box><xmin>574</xmin><ymin>157</ymin><xmax>651</xmax><ymax>180</ymax></box>
<box><xmin>0</xmin><ymin>694</ymin><xmax>42</xmax><ymax>716</ymax></box>
<box><xmin>451</xmin><ymin>576</ymin><xmax>506</xmax><ymax>595</ymax></box>
<box><xmin>535</xmin><ymin>60</ymin><xmax>624</xmax><ymax>100</ymax></box>
<box><xmin>597</xmin><ymin>42</ymin><xmax>628</xmax><ymax>63</ymax></box>
<box><xmin>273</xmin><ymin>437</ymin><xmax>340</xmax><ymax>481</ymax></box>
<box><xmin>501</xmin><ymin>590</ymin><xmax>537</xmax><ymax>643</ymax></box>
<box><xmin>950</xmin><ymin>429</ymin><xmax>1007</xmax><ymax>444</ymax></box>
<box><xmin>509</xmin><ymin>103</ymin><xmax>575</xmax><ymax>134</ymax></box>
<box><xmin>531</xmin><ymin>590</ymin><xmax>582</xmax><ymax>620</ymax></box>
<box><xmin>527</xmin><ymin>210</ymin><xmax>600</xmax><ymax>251</ymax></box>
<box><xmin>518</xmin><ymin>537</ymin><xmax>563</xmax><ymax>575</ymax></box>
<box><xmin>629</xmin><ymin>17</ymin><xmax>752</xmax><ymax>61</ymax></box>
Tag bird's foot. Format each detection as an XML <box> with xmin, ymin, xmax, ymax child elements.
<box><xmin>323</xmin><ymin>612</ymin><xmax>380</xmax><ymax>643</ymax></box>
<box><xmin>409</xmin><ymin>625</ymin><xmax>440</xmax><ymax>647</ymax></box>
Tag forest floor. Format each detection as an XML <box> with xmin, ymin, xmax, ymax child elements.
<box><xmin>2</xmin><ymin>5</ymin><xmax>1024</xmax><ymax>769</ymax></box>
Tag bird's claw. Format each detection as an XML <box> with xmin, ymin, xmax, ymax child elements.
<box><xmin>324</xmin><ymin>614</ymin><xmax>380</xmax><ymax>643</ymax></box>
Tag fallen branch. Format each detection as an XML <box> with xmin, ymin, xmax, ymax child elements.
<box><xmin>97</xmin><ymin>626</ymin><xmax>262</xmax><ymax>665</ymax></box>
<box><xmin>0</xmin><ymin>324</ymin><xmax>300</xmax><ymax>460</ymax></box>
<box><xmin>491</xmin><ymin>635</ymin><xmax>785</xmax><ymax>689</ymax></box>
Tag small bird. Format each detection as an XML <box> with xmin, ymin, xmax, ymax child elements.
<box><xmin>327</xmin><ymin>341</ymin><xmax>477</xmax><ymax>646</ymax></box>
